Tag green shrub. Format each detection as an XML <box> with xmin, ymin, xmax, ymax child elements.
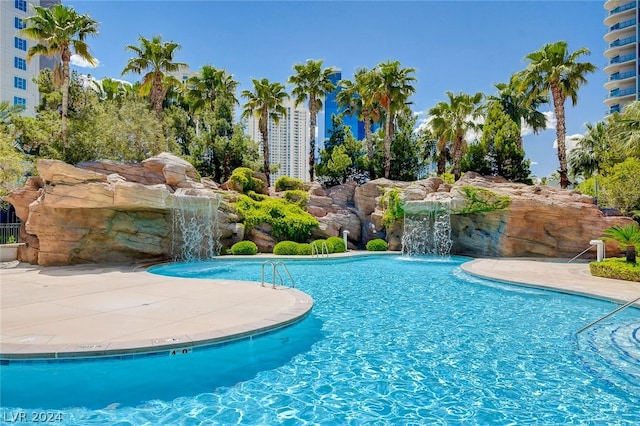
<box><xmin>312</xmin><ymin>239</ymin><xmax>335</xmax><ymax>254</ymax></box>
<box><xmin>590</xmin><ymin>257</ymin><xmax>640</xmax><ymax>282</ymax></box>
<box><xmin>327</xmin><ymin>236</ymin><xmax>346</xmax><ymax>253</ymax></box>
<box><xmin>366</xmin><ymin>238</ymin><xmax>388</xmax><ymax>251</ymax></box>
<box><xmin>234</xmin><ymin>194</ymin><xmax>319</xmax><ymax>242</ymax></box>
<box><xmin>456</xmin><ymin>186</ymin><xmax>511</xmax><ymax>214</ymax></box>
<box><xmin>230</xmin><ymin>167</ymin><xmax>265</xmax><ymax>194</ymax></box>
<box><xmin>275</xmin><ymin>176</ymin><xmax>304</xmax><ymax>191</ymax></box>
<box><xmin>273</xmin><ymin>241</ymin><xmax>299</xmax><ymax>255</ymax></box>
<box><xmin>296</xmin><ymin>243</ymin><xmax>313</xmax><ymax>255</ymax></box>
<box><xmin>230</xmin><ymin>240</ymin><xmax>258</xmax><ymax>255</ymax></box>
<box><xmin>283</xmin><ymin>190</ymin><xmax>309</xmax><ymax>207</ymax></box>
<box><xmin>382</xmin><ymin>188</ymin><xmax>404</xmax><ymax>227</ymax></box>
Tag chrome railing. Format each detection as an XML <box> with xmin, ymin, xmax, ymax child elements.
<box><xmin>261</xmin><ymin>260</ymin><xmax>295</xmax><ymax>289</ymax></box>
<box><xmin>576</xmin><ymin>295</ymin><xmax>640</xmax><ymax>334</ymax></box>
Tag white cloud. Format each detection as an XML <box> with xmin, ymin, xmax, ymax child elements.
<box><xmin>530</xmin><ymin>161</ymin><xmax>538</xmax><ymax>165</ymax></box>
<box><xmin>70</xmin><ymin>54</ymin><xmax>99</xmax><ymax>68</ymax></box>
<box><xmin>521</xmin><ymin>110</ymin><xmax>556</xmax><ymax>136</ymax></box>
<box><xmin>552</xmin><ymin>133</ymin><xmax>583</xmax><ymax>152</ymax></box>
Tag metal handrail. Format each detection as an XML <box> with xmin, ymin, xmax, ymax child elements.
<box><xmin>261</xmin><ymin>260</ymin><xmax>295</xmax><ymax>289</ymax></box>
<box><xmin>311</xmin><ymin>241</ymin><xmax>329</xmax><ymax>259</ymax></box>
<box><xmin>568</xmin><ymin>244</ymin><xmax>596</xmax><ymax>263</ymax></box>
<box><xmin>576</xmin><ymin>295</ymin><xmax>640</xmax><ymax>334</ymax></box>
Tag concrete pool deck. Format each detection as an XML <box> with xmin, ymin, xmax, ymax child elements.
<box><xmin>1</xmin><ymin>256</ymin><xmax>639</xmax><ymax>360</ymax></box>
<box><xmin>0</xmin><ymin>261</ymin><xmax>313</xmax><ymax>360</ymax></box>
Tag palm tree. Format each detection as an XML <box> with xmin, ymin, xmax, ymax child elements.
<box><xmin>602</xmin><ymin>223</ymin><xmax>640</xmax><ymax>263</ymax></box>
<box><xmin>568</xmin><ymin>121</ymin><xmax>608</xmax><ymax>180</ymax></box>
<box><xmin>489</xmin><ymin>75</ymin><xmax>548</xmax><ymax>150</ymax></box>
<box><xmin>336</xmin><ymin>67</ymin><xmax>382</xmax><ymax>178</ymax></box>
<box><xmin>607</xmin><ymin>101</ymin><xmax>640</xmax><ymax>158</ymax></box>
<box><xmin>92</xmin><ymin>78</ymin><xmax>132</xmax><ymax>101</ymax></box>
<box><xmin>122</xmin><ymin>35</ymin><xmax>187</xmax><ymax>118</ymax></box>
<box><xmin>374</xmin><ymin>60</ymin><xmax>417</xmax><ymax>179</ymax></box>
<box><xmin>241</xmin><ymin>78</ymin><xmax>288</xmax><ymax>186</ymax></box>
<box><xmin>186</xmin><ymin>65</ymin><xmax>238</xmax><ymax>117</ymax></box>
<box><xmin>429</xmin><ymin>91</ymin><xmax>484</xmax><ymax>181</ymax></box>
<box><xmin>517</xmin><ymin>41</ymin><xmax>596</xmax><ymax>189</ymax></box>
<box><xmin>288</xmin><ymin>60</ymin><xmax>336</xmax><ymax>181</ymax></box>
<box><xmin>0</xmin><ymin>102</ymin><xmax>24</xmax><ymax>125</ymax></box>
<box><xmin>22</xmin><ymin>4</ymin><xmax>98</xmax><ymax>143</ymax></box>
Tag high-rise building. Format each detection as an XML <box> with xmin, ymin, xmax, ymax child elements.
<box><xmin>324</xmin><ymin>69</ymin><xmax>365</xmax><ymax>145</ymax></box>
<box><xmin>603</xmin><ymin>0</ymin><xmax>640</xmax><ymax>114</ymax></box>
<box><xmin>246</xmin><ymin>98</ymin><xmax>310</xmax><ymax>184</ymax></box>
<box><xmin>0</xmin><ymin>0</ymin><xmax>60</xmax><ymax>116</ymax></box>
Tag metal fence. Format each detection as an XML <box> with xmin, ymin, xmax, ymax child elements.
<box><xmin>0</xmin><ymin>223</ymin><xmax>21</xmax><ymax>244</ymax></box>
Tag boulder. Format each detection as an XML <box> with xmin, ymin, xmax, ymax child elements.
<box><xmin>38</xmin><ymin>159</ymin><xmax>107</xmax><ymax>184</ymax></box>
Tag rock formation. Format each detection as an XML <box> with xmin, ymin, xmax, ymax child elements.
<box><xmin>3</xmin><ymin>155</ymin><xmax>634</xmax><ymax>266</ymax></box>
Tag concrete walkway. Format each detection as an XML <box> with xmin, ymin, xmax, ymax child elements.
<box><xmin>0</xmin><ymin>262</ymin><xmax>312</xmax><ymax>360</ymax></box>
<box><xmin>2</xmin><ymin>257</ymin><xmax>639</xmax><ymax>360</ymax></box>
<box><xmin>461</xmin><ymin>258</ymin><xmax>640</xmax><ymax>304</ymax></box>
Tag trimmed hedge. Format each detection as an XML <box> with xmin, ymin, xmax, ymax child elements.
<box><xmin>327</xmin><ymin>236</ymin><xmax>346</xmax><ymax>253</ymax></box>
<box><xmin>366</xmin><ymin>238</ymin><xmax>388</xmax><ymax>251</ymax></box>
<box><xmin>273</xmin><ymin>241</ymin><xmax>299</xmax><ymax>255</ymax></box>
<box><xmin>230</xmin><ymin>241</ymin><xmax>258</xmax><ymax>255</ymax></box>
<box><xmin>590</xmin><ymin>257</ymin><xmax>640</xmax><ymax>282</ymax></box>
<box><xmin>312</xmin><ymin>239</ymin><xmax>335</xmax><ymax>254</ymax></box>
<box><xmin>296</xmin><ymin>243</ymin><xmax>313</xmax><ymax>255</ymax></box>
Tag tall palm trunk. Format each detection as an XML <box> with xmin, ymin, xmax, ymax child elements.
<box><xmin>452</xmin><ymin>133</ymin><xmax>464</xmax><ymax>181</ymax></box>
<box><xmin>550</xmin><ymin>81</ymin><xmax>569</xmax><ymax>189</ymax></box>
<box><xmin>362</xmin><ymin>109</ymin><xmax>375</xmax><ymax>179</ymax></box>
<box><xmin>151</xmin><ymin>71</ymin><xmax>164</xmax><ymax>119</ymax></box>
<box><xmin>60</xmin><ymin>47</ymin><xmax>71</xmax><ymax>146</ymax></box>
<box><xmin>626</xmin><ymin>245</ymin><xmax>637</xmax><ymax>263</ymax></box>
<box><xmin>260</xmin><ymin>108</ymin><xmax>270</xmax><ymax>186</ymax></box>
<box><xmin>383</xmin><ymin>112</ymin><xmax>393</xmax><ymax>178</ymax></box>
<box><xmin>309</xmin><ymin>100</ymin><xmax>317</xmax><ymax>181</ymax></box>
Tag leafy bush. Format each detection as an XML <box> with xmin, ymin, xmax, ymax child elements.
<box><xmin>230</xmin><ymin>240</ymin><xmax>258</xmax><ymax>255</ymax></box>
<box><xmin>366</xmin><ymin>238</ymin><xmax>388</xmax><ymax>251</ymax></box>
<box><xmin>230</xmin><ymin>167</ymin><xmax>265</xmax><ymax>194</ymax></box>
<box><xmin>275</xmin><ymin>176</ymin><xmax>304</xmax><ymax>191</ymax></box>
<box><xmin>235</xmin><ymin>194</ymin><xmax>319</xmax><ymax>242</ymax></box>
<box><xmin>312</xmin><ymin>239</ymin><xmax>335</xmax><ymax>254</ymax></box>
<box><xmin>599</xmin><ymin>158</ymin><xmax>640</xmax><ymax>216</ymax></box>
<box><xmin>273</xmin><ymin>241</ymin><xmax>299</xmax><ymax>255</ymax></box>
<box><xmin>327</xmin><ymin>236</ymin><xmax>346</xmax><ymax>253</ymax></box>
<box><xmin>590</xmin><ymin>257</ymin><xmax>640</xmax><ymax>282</ymax></box>
<box><xmin>296</xmin><ymin>243</ymin><xmax>313</xmax><ymax>255</ymax></box>
<box><xmin>456</xmin><ymin>186</ymin><xmax>511</xmax><ymax>214</ymax></box>
<box><xmin>283</xmin><ymin>190</ymin><xmax>309</xmax><ymax>207</ymax></box>
<box><xmin>382</xmin><ymin>188</ymin><xmax>404</xmax><ymax>227</ymax></box>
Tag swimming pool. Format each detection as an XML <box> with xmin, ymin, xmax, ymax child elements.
<box><xmin>1</xmin><ymin>255</ymin><xmax>639</xmax><ymax>424</ymax></box>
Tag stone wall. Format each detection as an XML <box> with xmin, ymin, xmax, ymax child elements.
<box><xmin>3</xmin><ymin>155</ymin><xmax>634</xmax><ymax>265</ymax></box>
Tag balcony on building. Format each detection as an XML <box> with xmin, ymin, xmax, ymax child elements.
<box><xmin>603</xmin><ymin>52</ymin><xmax>637</xmax><ymax>74</ymax></box>
<box><xmin>604</xmin><ymin>1</ymin><xmax>637</xmax><ymax>27</ymax></box>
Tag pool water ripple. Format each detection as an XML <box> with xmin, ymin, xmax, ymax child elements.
<box><xmin>2</xmin><ymin>255</ymin><xmax>639</xmax><ymax>424</ymax></box>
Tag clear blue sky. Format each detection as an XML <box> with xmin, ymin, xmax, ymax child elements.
<box><xmin>64</xmin><ymin>0</ymin><xmax>608</xmax><ymax>178</ymax></box>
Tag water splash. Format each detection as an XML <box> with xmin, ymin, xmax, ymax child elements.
<box><xmin>171</xmin><ymin>195</ymin><xmax>222</xmax><ymax>261</ymax></box>
<box><xmin>401</xmin><ymin>201</ymin><xmax>452</xmax><ymax>256</ymax></box>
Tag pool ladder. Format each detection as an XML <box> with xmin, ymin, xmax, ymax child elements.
<box><xmin>261</xmin><ymin>260</ymin><xmax>295</xmax><ymax>289</ymax></box>
<box><xmin>576</xmin><ymin>294</ymin><xmax>640</xmax><ymax>334</ymax></box>
<box><xmin>311</xmin><ymin>241</ymin><xmax>329</xmax><ymax>259</ymax></box>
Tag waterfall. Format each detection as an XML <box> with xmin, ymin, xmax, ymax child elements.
<box><xmin>171</xmin><ymin>195</ymin><xmax>222</xmax><ymax>262</ymax></box>
<box><xmin>401</xmin><ymin>200</ymin><xmax>452</xmax><ymax>256</ymax></box>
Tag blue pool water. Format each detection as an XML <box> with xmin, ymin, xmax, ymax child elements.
<box><xmin>1</xmin><ymin>255</ymin><xmax>639</xmax><ymax>424</ymax></box>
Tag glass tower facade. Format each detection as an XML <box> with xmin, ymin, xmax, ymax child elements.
<box><xmin>324</xmin><ymin>70</ymin><xmax>366</xmax><ymax>147</ymax></box>
<box><xmin>603</xmin><ymin>0</ymin><xmax>640</xmax><ymax>114</ymax></box>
